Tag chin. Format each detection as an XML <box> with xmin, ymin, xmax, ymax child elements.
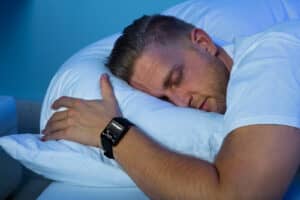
<box><xmin>217</xmin><ymin>106</ymin><xmax>226</xmax><ymax>114</ymax></box>
<box><xmin>211</xmin><ymin>104</ymin><xmax>226</xmax><ymax>114</ymax></box>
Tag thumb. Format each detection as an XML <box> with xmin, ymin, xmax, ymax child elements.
<box><xmin>100</xmin><ymin>74</ymin><xmax>116</xmax><ymax>101</ymax></box>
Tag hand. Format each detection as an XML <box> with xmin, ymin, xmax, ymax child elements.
<box><xmin>42</xmin><ymin>74</ymin><xmax>122</xmax><ymax>147</ymax></box>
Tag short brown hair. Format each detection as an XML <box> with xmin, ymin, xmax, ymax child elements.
<box><xmin>105</xmin><ymin>14</ymin><xmax>195</xmax><ymax>82</ymax></box>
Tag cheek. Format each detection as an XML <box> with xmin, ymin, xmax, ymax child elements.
<box><xmin>182</xmin><ymin>69</ymin><xmax>201</xmax><ymax>91</ymax></box>
<box><xmin>183</xmin><ymin>53</ymin><xmax>222</xmax><ymax>93</ymax></box>
<box><xmin>183</xmin><ymin>62</ymin><xmax>205</xmax><ymax>87</ymax></box>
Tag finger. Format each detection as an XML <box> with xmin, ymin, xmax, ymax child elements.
<box><xmin>42</xmin><ymin>130</ymin><xmax>66</xmax><ymax>141</ymax></box>
<box><xmin>47</xmin><ymin>110</ymin><xmax>69</xmax><ymax>124</ymax></box>
<box><xmin>43</xmin><ymin>119</ymin><xmax>70</xmax><ymax>136</ymax></box>
<box><xmin>52</xmin><ymin>96</ymin><xmax>81</xmax><ymax>110</ymax></box>
<box><xmin>43</xmin><ymin>110</ymin><xmax>71</xmax><ymax>134</ymax></box>
<box><xmin>100</xmin><ymin>74</ymin><xmax>116</xmax><ymax>101</ymax></box>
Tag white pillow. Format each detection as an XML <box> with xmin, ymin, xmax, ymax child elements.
<box><xmin>0</xmin><ymin>134</ymin><xmax>136</xmax><ymax>187</ymax></box>
<box><xmin>38</xmin><ymin>182</ymin><xmax>148</xmax><ymax>200</ymax></box>
<box><xmin>162</xmin><ymin>0</ymin><xmax>300</xmax><ymax>45</ymax></box>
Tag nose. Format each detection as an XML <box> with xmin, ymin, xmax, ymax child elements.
<box><xmin>166</xmin><ymin>90</ymin><xmax>190</xmax><ymax>107</ymax></box>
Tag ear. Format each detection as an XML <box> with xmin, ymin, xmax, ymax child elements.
<box><xmin>189</xmin><ymin>28</ymin><xmax>218</xmax><ymax>56</ymax></box>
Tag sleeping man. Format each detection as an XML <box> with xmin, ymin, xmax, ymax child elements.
<box><xmin>42</xmin><ymin>15</ymin><xmax>300</xmax><ymax>199</ymax></box>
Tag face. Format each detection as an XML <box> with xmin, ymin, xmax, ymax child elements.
<box><xmin>130</xmin><ymin>40</ymin><xmax>230</xmax><ymax>114</ymax></box>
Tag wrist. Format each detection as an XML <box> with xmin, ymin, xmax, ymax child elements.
<box><xmin>96</xmin><ymin>116</ymin><xmax>121</xmax><ymax>148</ymax></box>
<box><xmin>100</xmin><ymin>117</ymin><xmax>134</xmax><ymax>159</ymax></box>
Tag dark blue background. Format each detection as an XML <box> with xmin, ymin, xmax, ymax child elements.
<box><xmin>0</xmin><ymin>0</ymin><xmax>184</xmax><ymax>101</ymax></box>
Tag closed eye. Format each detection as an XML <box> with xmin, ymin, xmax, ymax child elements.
<box><xmin>163</xmin><ymin>64</ymin><xmax>184</xmax><ymax>89</ymax></box>
<box><xmin>171</xmin><ymin>65</ymin><xmax>183</xmax><ymax>87</ymax></box>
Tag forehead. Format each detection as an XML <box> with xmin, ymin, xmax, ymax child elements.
<box><xmin>130</xmin><ymin>45</ymin><xmax>182</xmax><ymax>95</ymax></box>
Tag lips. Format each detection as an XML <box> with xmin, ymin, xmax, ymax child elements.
<box><xmin>198</xmin><ymin>98</ymin><xmax>208</xmax><ymax>110</ymax></box>
<box><xmin>189</xmin><ymin>96</ymin><xmax>209</xmax><ymax>111</ymax></box>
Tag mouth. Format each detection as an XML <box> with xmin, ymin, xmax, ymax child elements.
<box><xmin>198</xmin><ymin>98</ymin><xmax>208</xmax><ymax>110</ymax></box>
<box><xmin>188</xmin><ymin>96</ymin><xmax>193</xmax><ymax>107</ymax></box>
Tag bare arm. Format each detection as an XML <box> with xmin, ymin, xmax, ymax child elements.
<box><xmin>113</xmin><ymin>124</ymin><xmax>300</xmax><ymax>200</ymax></box>
<box><xmin>43</xmin><ymin>75</ymin><xmax>300</xmax><ymax>199</ymax></box>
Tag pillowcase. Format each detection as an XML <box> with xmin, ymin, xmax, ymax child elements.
<box><xmin>162</xmin><ymin>0</ymin><xmax>300</xmax><ymax>45</ymax></box>
<box><xmin>0</xmin><ymin>134</ymin><xmax>136</xmax><ymax>187</ymax></box>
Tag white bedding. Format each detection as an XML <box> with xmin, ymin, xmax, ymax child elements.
<box><xmin>38</xmin><ymin>182</ymin><xmax>148</xmax><ymax>200</ymax></box>
<box><xmin>38</xmin><ymin>174</ymin><xmax>300</xmax><ymax>200</ymax></box>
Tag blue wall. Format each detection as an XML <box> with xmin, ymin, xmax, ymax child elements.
<box><xmin>0</xmin><ymin>0</ymin><xmax>185</xmax><ymax>101</ymax></box>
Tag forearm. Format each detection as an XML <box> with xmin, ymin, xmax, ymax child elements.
<box><xmin>114</xmin><ymin>127</ymin><xmax>222</xmax><ymax>200</ymax></box>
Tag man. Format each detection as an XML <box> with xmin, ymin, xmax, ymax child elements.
<box><xmin>42</xmin><ymin>15</ymin><xmax>300</xmax><ymax>199</ymax></box>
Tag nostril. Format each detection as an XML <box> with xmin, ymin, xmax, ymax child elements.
<box><xmin>159</xmin><ymin>96</ymin><xmax>170</xmax><ymax>102</ymax></box>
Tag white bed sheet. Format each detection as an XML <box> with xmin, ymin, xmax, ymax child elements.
<box><xmin>37</xmin><ymin>182</ymin><xmax>148</xmax><ymax>200</ymax></box>
<box><xmin>38</xmin><ymin>174</ymin><xmax>300</xmax><ymax>200</ymax></box>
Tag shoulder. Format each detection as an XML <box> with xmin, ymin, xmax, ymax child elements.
<box><xmin>231</xmin><ymin>31</ymin><xmax>300</xmax><ymax>73</ymax></box>
<box><xmin>224</xmin><ymin>31</ymin><xmax>300</xmax><ymax>134</ymax></box>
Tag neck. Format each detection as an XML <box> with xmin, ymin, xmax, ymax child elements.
<box><xmin>216</xmin><ymin>45</ymin><xmax>233</xmax><ymax>72</ymax></box>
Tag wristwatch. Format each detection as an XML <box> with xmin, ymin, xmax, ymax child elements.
<box><xmin>100</xmin><ymin>117</ymin><xmax>134</xmax><ymax>159</ymax></box>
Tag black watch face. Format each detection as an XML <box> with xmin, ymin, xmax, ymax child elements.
<box><xmin>105</xmin><ymin>120</ymin><xmax>125</xmax><ymax>144</ymax></box>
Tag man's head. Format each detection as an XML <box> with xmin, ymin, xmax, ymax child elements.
<box><xmin>106</xmin><ymin>15</ymin><xmax>233</xmax><ymax>114</ymax></box>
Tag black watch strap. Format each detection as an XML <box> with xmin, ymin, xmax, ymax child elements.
<box><xmin>100</xmin><ymin>117</ymin><xmax>134</xmax><ymax>159</ymax></box>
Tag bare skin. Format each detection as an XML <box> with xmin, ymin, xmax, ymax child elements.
<box><xmin>42</xmin><ymin>28</ymin><xmax>300</xmax><ymax>199</ymax></box>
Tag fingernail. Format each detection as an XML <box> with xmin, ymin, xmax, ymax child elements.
<box><xmin>103</xmin><ymin>74</ymin><xmax>109</xmax><ymax>80</ymax></box>
<box><xmin>43</xmin><ymin>130</ymin><xmax>49</xmax><ymax>135</ymax></box>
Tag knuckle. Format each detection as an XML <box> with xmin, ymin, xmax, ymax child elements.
<box><xmin>56</xmin><ymin>96</ymin><xmax>63</xmax><ymax>104</ymax></box>
<box><xmin>66</xmin><ymin>118</ymin><xmax>72</xmax><ymax>126</ymax></box>
<box><xmin>45</xmin><ymin>119</ymin><xmax>51</xmax><ymax>126</ymax></box>
<box><xmin>67</xmin><ymin>118</ymin><xmax>75</xmax><ymax>126</ymax></box>
<box><xmin>53</xmin><ymin>113</ymin><xmax>59</xmax><ymax>120</ymax></box>
<box><xmin>67</xmin><ymin>109</ymin><xmax>75</xmax><ymax>117</ymax></box>
<box><xmin>63</xmin><ymin>128</ymin><xmax>69</xmax><ymax>135</ymax></box>
<box><xmin>48</xmin><ymin>114</ymin><xmax>54</xmax><ymax>121</ymax></box>
<box><xmin>45</xmin><ymin>121</ymin><xmax>52</xmax><ymax>129</ymax></box>
<box><xmin>73</xmin><ymin>110</ymin><xmax>79</xmax><ymax>117</ymax></box>
<box><xmin>65</xmin><ymin>127</ymin><xmax>72</xmax><ymax>135</ymax></box>
<box><xmin>48</xmin><ymin>115</ymin><xmax>55</xmax><ymax>123</ymax></box>
<box><xmin>74</xmin><ymin>99</ymin><xmax>82</xmax><ymax>107</ymax></box>
<box><xmin>60</xmin><ymin>96</ymin><xmax>67</xmax><ymax>100</ymax></box>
